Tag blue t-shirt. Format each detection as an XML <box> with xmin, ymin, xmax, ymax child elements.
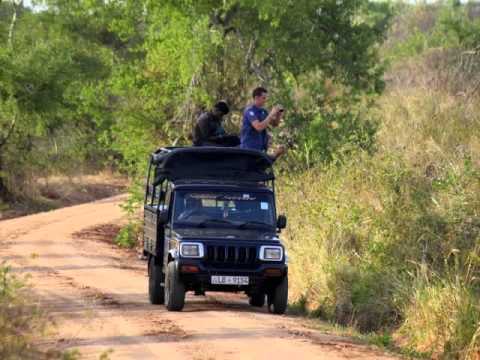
<box><xmin>240</xmin><ymin>105</ymin><xmax>269</xmax><ymax>151</ymax></box>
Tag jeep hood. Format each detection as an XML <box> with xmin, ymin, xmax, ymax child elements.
<box><xmin>174</xmin><ymin>227</ymin><xmax>279</xmax><ymax>242</ymax></box>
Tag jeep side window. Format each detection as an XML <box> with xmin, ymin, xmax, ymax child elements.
<box><xmin>152</xmin><ymin>184</ymin><xmax>160</xmax><ymax>206</ymax></box>
<box><xmin>145</xmin><ymin>161</ymin><xmax>155</xmax><ymax>206</ymax></box>
<box><xmin>152</xmin><ymin>180</ymin><xmax>171</xmax><ymax>213</ymax></box>
<box><xmin>145</xmin><ymin>185</ymin><xmax>154</xmax><ymax>206</ymax></box>
<box><xmin>150</xmin><ymin>181</ymin><xmax>165</xmax><ymax>209</ymax></box>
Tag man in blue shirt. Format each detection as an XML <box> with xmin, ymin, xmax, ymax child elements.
<box><xmin>240</xmin><ymin>87</ymin><xmax>286</xmax><ymax>160</ymax></box>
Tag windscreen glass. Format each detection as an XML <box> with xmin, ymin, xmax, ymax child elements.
<box><xmin>172</xmin><ymin>191</ymin><xmax>275</xmax><ymax>230</ymax></box>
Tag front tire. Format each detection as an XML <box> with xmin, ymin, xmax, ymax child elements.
<box><xmin>268</xmin><ymin>276</ymin><xmax>288</xmax><ymax>314</ymax></box>
<box><xmin>165</xmin><ymin>261</ymin><xmax>186</xmax><ymax>311</ymax></box>
<box><xmin>148</xmin><ymin>256</ymin><xmax>164</xmax><ymax>305</ymax></box>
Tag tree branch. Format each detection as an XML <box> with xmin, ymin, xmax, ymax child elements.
<box><xmin>8</xmin><ymin>0</ymin><xmax>23</xmax><ymax>49</ymax></box>
<box><xmin>210</xmin><ymin>3</ymin><xmax>239</xmax><ymax>32</ymax></box>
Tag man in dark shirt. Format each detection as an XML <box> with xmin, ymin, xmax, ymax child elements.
<box><xmin>240</xmin><ymin>87</ymin><xmax>285</xmax><ymax>160</ymax></box>
<box><xmin>192</xmin><ymin>101</ymin><xmax>240</xmax><ymax>147</ymax></box>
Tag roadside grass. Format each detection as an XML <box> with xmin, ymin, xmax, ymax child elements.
<box><xmin>287</xmin><ymin>290</ymin><xmax>432</xmax><ymax>358</ymax></box>
<box><xmin>115</xmin><ymin>179</ymin><xmax>145</xmax><ymax>249</ymax></box>
<box><xmin>278</xmin><ymin>49</ymin><xmax>480</xmax><ymax>358</ymax></box>
<box><xmin>0</xmin><ymin>263</ymin><xmax>116</xmax><ymax>360</ymax></box>
<box><xmin>0</xmin><ymin>263</ymin><xmax>78</xmax><ymax>360</ymax></box>
<box><xmin>115</xmin><ymin>222</ymin><xmax>141</xmax><ymax>249</ymax></box>
<box><xmin>0</xmin><ymin>264</ymin><xmax>44</xmax><ymax>359</ymax></box>
<box><xmin>298</xmin><ymin>316</ymin><xmax>430</xmax><ymax>359</ymax></box>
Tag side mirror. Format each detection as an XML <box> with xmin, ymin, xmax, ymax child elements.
<box><xmin>277</xmin><ymin>215</ymin><xmax>287</xmax><ymax>230</ymax></box>
<box><xmin>158</xmin><ymin>210</ymin><xmax>169</xmax><ymax>224</ymax></box>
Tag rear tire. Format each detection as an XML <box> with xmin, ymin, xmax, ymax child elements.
<box><xmin>268</xmin><ymin>276</ymin><xmax>288</xmax><ymax>314</ymax></box>
<box><xmin>165</xmin><ymin>261</ymin><xmax>185</xmax><ymax>311</ymax></box>
<box><xmin>249</xmin><ymin>292</ymin><xmax>265</xmax><ymax>307</ymax></box>
<box><xmin>148</xmin><ymin>256</ymin><xmax>164</xmax><ymax>305</ymax></box>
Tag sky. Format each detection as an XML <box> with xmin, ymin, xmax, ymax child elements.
<box><xmin>22</xmin><ymin>0</ymin><xmax>47</xmax><ymax>12</ymax></box>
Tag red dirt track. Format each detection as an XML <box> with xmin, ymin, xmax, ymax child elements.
<box><xmin>0</xmin><ymin>195</ymin><xmax>399</xmax><ymax>359</ymax></box>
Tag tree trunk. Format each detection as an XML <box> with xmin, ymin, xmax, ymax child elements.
<box><xmin>0</xmin><ymin>117</ymin><xmax>17</xmax><ymax>202</ymax></box>
<box><xmin>8</xmin><ymin>0</ymin><xmax>23</xmax><ymax>48</ymax></box>
<box><xmin>0</xmin><ymin>155</ymin><xmax>11</xmax><ymax>202</ymax></box>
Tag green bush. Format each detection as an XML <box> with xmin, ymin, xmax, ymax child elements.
<box><xmin>0</xmin><ymin>264</ymin><xmax>43</xmax><ymax>359</ymax></box>
<box><xmin>0</xmin><ymin>263</ymin><xmax>80</xmax><ymax>359</ymax></box>
<box><xmin>277</xmin><ymin>69</ymin><xmax>480</xmax><ymax>357</ymax></box>
<box><xmin>0</xmin><ymin>262</ymin><xmax>111</xmax><ymax>359</ymax></box>
<box><xmin>115</xmin><ymin>223</ymin><xmax>140</xmax><ymax>248</ymax></box>
<box><xmin>384</xmin><ymin>2</ymin><xmax>480</xmax><ymax>64</ymax></box>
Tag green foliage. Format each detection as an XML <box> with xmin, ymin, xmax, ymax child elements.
<box><xmin>281</xmin><ymin>99</ymin><xmax>379</xmax><ymax>169</ymax></box>
<box><xmin>434</xmin><ymin>1</ymin><xmax>480</xmax><ymax>50</ymax></box>
<box><xmin>116</xmin><ymin>181</ymin><xmax>144</xmax><ymax>249</ymax></box>
<box><xmin>385</xmin><ymin>2</ymin><xmax>480</xmax><ymax>64</ymax></box>
<box><xmin>365</xmin><ymin>332</ymin><xmax>393</xmax><ymax>348</ymax></box>
<box><xmin>0</xmin><ymin>259</ymin><xmax>112</xmax><ymax>358</ymax></box>
<box><xmin>279</xmin><ymin>146</ymin><xmax>480</xmax><ymax>338</ymax></box>
<box><xmin>0</xmin><ymin>263</ymin><xmax>49</xmax><ymax>359</ymax></box>
<box><xmin>115</xmin><ymin>223</ymin><xmax>139</xmax><ymax>248</ymax></box>
<box><xmin>0</xmin><ymin>1</ymin><xmax>114</xmax><ymax>199</ymax></box>
<box><xmin>92</xmin><ymin>0</ymin><xmax>392</xmax><ymax>179</ymax></box>
<box><xmin>0</xmin><ymin>0</ymin><xmax>393</xmax><ymax>203</ymax></box>
<box><xmin>279</xmin><ymin>36</ymin><xmax>480</xmax><ymax>356</ymax></box>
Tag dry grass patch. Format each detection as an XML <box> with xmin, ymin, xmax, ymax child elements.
<box><xmin>0</xmin><ymin>264</ymin><xmax>81</xmax><ymax>360</ymax></box>
<box><xmin>0</xmin><ymin>172</ymin><xmax>128</xmax><ymax>220</ymax></box>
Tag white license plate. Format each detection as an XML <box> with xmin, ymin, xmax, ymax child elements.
<box><xmin>211</xmin><ymin>275</ymin><xmax>249</xmax><ymax>285</ymax></box>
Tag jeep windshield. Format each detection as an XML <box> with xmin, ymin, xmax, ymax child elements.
<box><xmin>172</xmin><ymin>190</ymin><xmax>276</xmax><ymax>230</ymax></box>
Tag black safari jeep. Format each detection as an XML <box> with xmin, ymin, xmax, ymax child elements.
<box><xmin>143</xmin><ymin>147</ymin><xmax>288</xmax><ymax>314</ymax></box>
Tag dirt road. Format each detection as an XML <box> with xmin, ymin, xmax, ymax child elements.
<box><xmin>0</xmin><ymin>196</ymin><xmax>399</xmax><ymax>360</ymax></box>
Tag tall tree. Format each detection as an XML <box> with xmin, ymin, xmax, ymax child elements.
<box><xmin>62</xmin><ymin>0</ymin><xmax>392</xmax><ymax>173</ymax></box>
<box><xmin>0</xmin><ymin>1</ymin><xmax>111</xmax><ymax>199</ymax></box>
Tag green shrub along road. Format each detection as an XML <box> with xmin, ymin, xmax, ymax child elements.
<box><xmin>279</xmin><ymin>5</ymin><xmax>480</xmax><ymax>355</ymax></box>
<box><xmin>1</xmin><ymin>1</ymin><xmax>480</xmax><ymax>358</ymax></box>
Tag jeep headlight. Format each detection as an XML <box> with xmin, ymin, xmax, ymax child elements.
<box><xmin>180</xmin><ymin>242</ymin><xmax>204</xmax><ymax>258</ymax></box>
<box><xmin>260</xmin><ymin>246</ymin><xmax>283</xmax><ymax>261</ymax></box>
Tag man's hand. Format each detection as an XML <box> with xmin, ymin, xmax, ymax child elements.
<box><xmin>270</xmin><ymin>105</ymin><xmax>284</xmax><ymax>127</ymax></box>
<box><xmin>271</xmin><ymin>112</ymin><xmax>283</xmax><ymax>127</ymax></box>
<box><xmin>251</xmin><ymin>105</ymin><xmax>284</xmax><ymax>132</ymax></box>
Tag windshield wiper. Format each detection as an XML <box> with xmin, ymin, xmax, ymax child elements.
<box><xmin>238</xmin><ymin>221</ymin><xmax>273</xmax><ymax>229</ymax></box>
<box><xmin>196</xmin><ymin>219</ymin><xmax>236</xmax><ymax>228</ymax></box>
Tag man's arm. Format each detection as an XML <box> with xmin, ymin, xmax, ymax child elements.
<box><xmin>250</xmin><ymin>106</ymin><xmax>281</xmax><ymax>132</ymax></box>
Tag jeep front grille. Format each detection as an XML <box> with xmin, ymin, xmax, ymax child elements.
<box><xmin>204</xmin><ymin>245</ymin><xmax>258</xmax><ymax>269</ymax></box>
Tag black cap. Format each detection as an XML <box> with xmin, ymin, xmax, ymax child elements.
<box><xmin>214</xmin><ymin>100</ymin><xmax>229</xmax><ymax>115</ymax></box>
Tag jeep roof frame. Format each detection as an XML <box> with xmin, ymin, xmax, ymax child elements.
<box><xmin>150</xmin><ymin>147</ymin><xmax>275</xmax><ymax>185</ymax></box>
